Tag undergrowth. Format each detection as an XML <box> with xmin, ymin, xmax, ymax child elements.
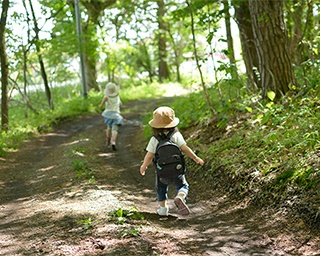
<box><xmin>171</xmin><ymin>85</ymin><xmax>320</xmax><ymax>228</ymax></box>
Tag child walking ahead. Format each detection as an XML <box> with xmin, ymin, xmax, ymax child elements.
<box><xmin>99</xmin><ymin>82</ymin><xmax>123</xmax><ymax>150</ymax></box>
<box><xmin>140</xmin><ymin>106</ymin><xmax>204</xmax><ymax>216</ymax></box>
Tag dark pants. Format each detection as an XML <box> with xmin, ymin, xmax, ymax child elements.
<box><xmin>156</xmin><ymin>174</ymin><xmax>189</xmax><ymax>202</ymax></box>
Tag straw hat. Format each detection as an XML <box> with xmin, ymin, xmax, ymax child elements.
<box><xmin>104</xmin><ymin>82</ymin><xmax>119</xmax><ymax>97</ymax></box>
<box><xmin>149</xmin><ymin>106</ymin><xmax>180</xmax><ymax>128</ymax></box>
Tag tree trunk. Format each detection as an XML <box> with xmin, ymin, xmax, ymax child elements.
<box><xmin>28</xmin><ymin>0</ymin><xmax>53</xmax><ymax>109</ymax></box>
<box><xmin>133</xmin><ymin>12</ymin><xmax>154</xmax><ymax>83</ymax></box>
<box><xmin>304</xmin><ymin>0</ymin><xmax>316</xmax><ymax>60</ymax></box>
<box><xmin>78</xmin><ymin>0</ymin><xmax>116</xmax><ymax>91</ymax></box>
<box><xmin>223</xmin><ymin>0</ymin><xmax>237</xmax><ymax>79</ymax></box>
<box><xmin>157</xmin><ymin>0</ymin><xmax>170</xmax><ymax>82</ymax></box>
<box><xmin>234</xmin><ymin>0</ymin><xmax>260</xmax><ymax>90</ymax></box>
<box><xmin>288</xmin><ymin>0</ymin><xmax>304</xmax><ymax>65</ymax></box>
<box><xmin>0</xmin><ymin>0</ymin><xmax>9</xmax><ymax>131</ymax></box>
<box><xmin>167</xmin><ymin>24</ymin><xmax>181</xmax><ymax>83</ymax></box>
<box><xmin>84</xmin><ymin>41</ymin><xmax>99</xmax><ymax>91</ymax></box>
<box><xmin>248</xmin><ymin>0</ymin><xmax>295</xmax><ymax>100</ymax></box>
<box><xmin>81</xmin><ymin>0</ymin><xmax>116</xmax><ymax>24</ymax></box>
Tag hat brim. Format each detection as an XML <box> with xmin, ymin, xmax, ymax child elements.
<box><xmin>104</xmin><ymin>86</ymin><xmax>119</xmax><ymax>97</ymax></box>
<box><xmin>106</xmin><ymin>92</ymin><xmax>119</xmax><ymax>97</ymax></box>
<box><xmin>148</xmin><ymin>117</ymin><xmax>179</xmax><ymax>128</ymax></box>
<box><xmin>104</xmin><ymin>82</ymin><xmax>120</xmax><ymax>97</ymax></box>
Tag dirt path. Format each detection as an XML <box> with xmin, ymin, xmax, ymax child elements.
<box><xmin>1</xmin><ymin>98</ymin><xmax>319</xmax><ymax>256</ymax></box>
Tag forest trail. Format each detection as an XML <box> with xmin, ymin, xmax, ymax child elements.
<box><xmin>0</xmin><ymin>98</ymin><xmax>319</xmax><ymax>256</ymax></box>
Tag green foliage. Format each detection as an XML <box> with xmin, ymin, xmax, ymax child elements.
<box><xmin>275</xmin><ymin>169</ymin><xmax>296</xmax><ymax>185</ymax></box>
<box><xmin>99</xmin><ymin>40</ymin><xmax>137</xmax><ymax>79</ymax></box>
<box><xmin>72</xmin><ymin>159</ymin><xmax>93</xmax><ymax>179</ymax></box>
<box><xmin>192</xmin><ymin>82</ymin><xmax>320</xmax><ymax>203</ymax></box>
<box><xmin>0</xmin><ymin>125</ymin><xmax>37</xmax><ymax>157</ymax></box>
<box><xmin>170</xmin><ymin>79</ymin><xmax>245</xmax><ymax>130</ymax></box>
<box><xmin>120</xmin><ymin>81</ymin><xmax>165</xmax><ymax>103</ymax></box>
<box><xmin>171</xmin><ymin>92</ymin><xmax>210</xmax><ymax>128</ymax></box>
<box><xmin>119</xmin><ymin>227</ymin><xmax>140</xmax><ymax>238</ymax></box>
<box><xmin>77</xmin><ymin>216</ymin><xmax>99</xmax><ymax>230</ymax></box>
<box><xmin>108</xmin><ymin>206</ymin><xmax>145</xmax><ymax>225</ymax></box>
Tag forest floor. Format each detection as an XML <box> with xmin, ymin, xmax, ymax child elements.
<box><xmin>1</xmin><ymin>96</ymin><xmax>320</xmax><ymax>256</ymax></box>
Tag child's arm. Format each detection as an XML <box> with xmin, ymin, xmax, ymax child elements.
<box><xmin>99</xmin><ymin>96</ymin><xmax>108</xmax><ymax>108</ymax></box>
<box><xmin>140</xmin><ymin>152</ymin><xmax>155</xmax><ymax>176</ymax></box>
<box><xmin>180</xmin><ymin>144</ymin><xmax>204</xmax><ymax>166</ymax></box>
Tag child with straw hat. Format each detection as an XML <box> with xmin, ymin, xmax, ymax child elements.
<box><xmin>140</xmin><ymin>106</ymin><xmax>204</xmax><ymax>216</ymax></box>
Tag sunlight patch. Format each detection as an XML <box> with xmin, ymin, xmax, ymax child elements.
<box><xmin>37</xmin><ymin>165</ymin><xmax>55</xmax><ymax>172</ymax></box>
<box><xmin>44</xmin><ymin>132</ymin><xmax>68</xmax><ymax>136</ymax></box>
<box><xmin>61</xmin><ymin>138</ymin><xmax>89</xmax><ymax>146</ymax></box>
<box><xmin>36</xmin><ymin>188</ymin><xmax>122</xmax><ymax>214</ymax></box>
<box><xmin>97</xmin><ymin>153</ymin><xmax>114</xmax><ymax>157</ymax></box>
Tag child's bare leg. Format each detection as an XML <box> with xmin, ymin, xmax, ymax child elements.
<box><xmin>159</xmin><ymin>200</ymin><xmax>167</xmax><ymax>208</ymax></box>
<box><xmin>106</xmin><ymin>127</ymin><xmax>111</xmax><ymax>145</ymax></box>
<box><xmin>111</xmin><ymin>124</ymin><xmax>118</xmax><ymax>150</ymax></box>
<box><xmin>111</xmin><ymin>131</ymin><xmax>118</xmax><ymax>145</ymax></box>
<box><xmin>111</xmin><ymin>131</ymin><xmax>118</xmax><ymax>151</ymax></box>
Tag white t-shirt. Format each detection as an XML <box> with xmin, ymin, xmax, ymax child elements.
<box><xmin>104</xmin><ymin>95</ymin><xmax>121</xmax><ymax>113</ymax></box>
<box><xmin>146</xmin><ymin>131</ymin><xmax>186</xmax><ymax>154</ymax></box>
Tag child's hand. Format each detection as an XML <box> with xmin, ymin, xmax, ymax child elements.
<box><xmin>194</xmin><ymin>157</ymin><xmax>205</xmax><ymax>166</ymax></box>
<box><xmin>140</xmin><ymin>165</ymin><xmax>147</xmax><ymax>176</ymax></box>
<box><xmin>140</xmin><ymin>152</ymin><xmax>154</xmax><ymax>176</ymax></box>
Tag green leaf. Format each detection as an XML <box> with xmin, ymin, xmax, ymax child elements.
<box><xmin>267</xmin><ymin>91</ymin><xmax>276</xmax><ymax>101</ymax></box>
<box><xmin>206</xmin><ymin>32</ymin><xmax>214</xmax><ymax>44</ymax></box>
<box><xmin>116</xmin><ymin>208</ymin><xmax>123</xmax><ymax>217</ymax></box>
<box><xmin>266</xmin><ymin>102</ymin><xmax>274</xmax><ymax>109</ymax></box>
<box><xmin>245</xmin><ymin>106</ymin><xmax>253</xmax><ymax>113</ymax></box>
<box><xmin>261</xmin><ymin>112</ymin><xmax>271</xmax><ymax>125</ymax></box>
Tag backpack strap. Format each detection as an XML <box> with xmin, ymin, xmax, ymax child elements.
<box><xmin>166</xmin><ymin>129</ymin><xmax>176</xmax><ymax>139</ymax></box>
<box><xmin>154</xmin><ymin>128</ymin><xmax>177</xmax><ymax>141</ymax></box>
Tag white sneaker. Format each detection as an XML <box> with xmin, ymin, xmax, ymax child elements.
<box><xmin>174</xmin><ymin>196</ymin><xmax>190</xmax><ymax>215</ymax></box>
<box><xmin>157</xmin><ymin>206</ymin><xmax>169</xmax><ymax>216</ymax></box>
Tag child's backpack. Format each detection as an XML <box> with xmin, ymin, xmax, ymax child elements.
<box><xmin>153</xmin><ymin>130</ymin><xmax>186</xmax><ymax>178</ymax></box>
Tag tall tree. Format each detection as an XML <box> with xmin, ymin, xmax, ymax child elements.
<box><xmin>167</xmin><ymin>21</ymin><xmax>185</xmax><ymax>83</ymax></box>
<box><xmin>73</xmin><ymin>0</ymin><xmax>117</xmax><ymax>91</ymax></box>
<box><xmin>0</xmin><ymin>0</ymin><xmax>10</xmax><ymax>131</ymax></box>
<box><xmin>157</xmin><ymin>0</ymin><xmax>170</xmax><ymax>82</ymax></box>
<box><xmin>233</xmin><ymin>0</ymin><xmax>260</xmax><ymax>90</ymax></box>
<box><xmin>248</xmin><ymin>0</ymin><xmax>295</xmax><ymax>100</ymax></box>
<box><xmin>222</xmin><ymin>0</ymin><xmax>237</xmax><ymax>79</ymax></box>
<box><xmin>28</xmin><ymin>0</ymin><xmax>53</xmax><ymax>109</ymax></box>
<box><xmin>285</xmin><ymin>0</ymin><xmax>317</xmax><ymax>65</ymax></box>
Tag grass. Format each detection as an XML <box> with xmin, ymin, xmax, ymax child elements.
<box><xmin>174</xmin><ymin>84</ymin><xmax>319</xmax><ymax>226</ymax></box>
